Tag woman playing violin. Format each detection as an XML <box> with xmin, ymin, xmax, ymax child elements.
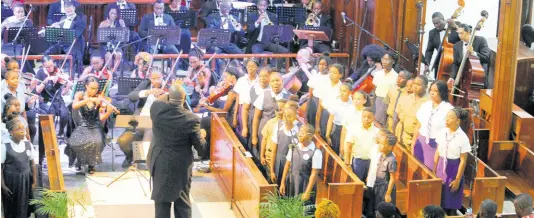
<box><xmin>185</xmin><ymin>49</ymin><xmax>212</xmax><ymax>107</ymax></box>
<box><xmin>197</xmin><ymin>67</ymin><xmax>239</xmax><ymax>116</ymax></box>
<box><xmin>131</xmin><ymin>52</ymin><xmax>152</xmax><ymax>79</ymax></box>
<box><xmin>80</xmin><ymin>53</ymin><xmax>112</xmax><ymax>81</ymax></box>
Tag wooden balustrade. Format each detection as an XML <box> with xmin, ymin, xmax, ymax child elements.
<box><xmin>210</xmin><ymin>113</ymin><xmax>277</xmax><ymax>218</ymax></box>
<box><xmin>15</xmin><ymin>55</ymin><xmax>73</xmax><ymax>75</ymax></box>
<box><xmin>392</xmin><ymin>143</ymin><xmax>442</xmax><ymax>217</ymax></box>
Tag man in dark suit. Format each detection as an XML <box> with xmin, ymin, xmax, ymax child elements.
<box><xmin>449</xmin><ymin>23</ymin><xmax>491</xmax><ymax>88</ymax></box>
<box><xmin>299</xmin><ymin>0</ymin><xmax>331</xmax><ymax>53</ymax></box>
<box><xmin>148</xmin><ymin>80</ymin><xmax>207</xmax><ymax>218</ymax></box>
<box><xmin>139</xmin><ymin>1</ymin><xmax>180</xmax><ymax>54</ymax></box>
<box><xmin>117</xmin><ymin>71</ymin><xmax>164</xmax><ymax>168</ymax></box>
<box><xmin>247</xmin><ymin>0</ymin><xmax>288</xmax><ymax>56</ymax></box>
<box><xmin>104</xmin><ymin>0</ymin><xmax>136</xmax><ymax>19</ymax></box>
<box><xmin>205</xmin><ymin>1</ymin><xmax>244</xmax><ymax>55</ymax></box>
<box><xmin>47</xmin><ymin>0</ymin><xmax>81</xmax><ymax>25</ymax></box>
<box><xmin>199</xmin><ymin>0</ymin><xmax>222</xmax><ymax>22</ymax></box>
<box><xmin>44</xmin><ymin>2</ymin><xmax>86</xmax><ymax>74</ymax></box>
<box><xmin>423</xmin><ymin>12</ymin><xmax>461</xmax><ymax>78</ymax></box>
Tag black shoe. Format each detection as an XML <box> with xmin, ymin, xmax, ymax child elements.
<box><xmin>122</xmin><ymin>158</ymin><xmax>132</xmax><ymax>168</ymax></box>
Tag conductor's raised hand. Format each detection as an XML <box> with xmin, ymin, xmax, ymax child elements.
<box><xmin>173</xmin><ymin>78</ymin><xmax>184</xmax><ymax>86</ymax></box>
<box><xmin>200</xmin><ymin>129</ymin><xmax>207</xmax><ymax>139</ymax></box>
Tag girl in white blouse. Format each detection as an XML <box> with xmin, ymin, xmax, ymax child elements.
<box><xmin>306</xmin><ymin>54</ymin><xmax>331</xmax><ymax>127</ymax></box>
<box><xmin>412</xmin><ymin>80</ymin><xmax>454</xmax><ymax>170</ymax></box>
<box><xmin>433</xmin><ymin>107</ymin><xmax>470</xmax><ymax>215</ymax></box>
<box><xmin>315</xmin><ymin>64</ymin><xmax>343</xmax><ymax>138</ymax></box>
<box><xmin>325</xmin><ymin>82</ymin><xmax>352</xmax><ymax>155</ymax></box>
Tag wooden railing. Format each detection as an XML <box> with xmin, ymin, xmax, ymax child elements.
<box><xmin>15</xmin><ymin>55</ymin><xmax>73</xmax><ymax>76</ymax></box>
<box><xmin>210</xmin><ymin>113</ymin><xmax>277</xmax><ymax>218</ymax></box>
<box><xmin>393</xmin><ymin>144</ymin><xmax>442</xmax><ymax>217</ymax></box>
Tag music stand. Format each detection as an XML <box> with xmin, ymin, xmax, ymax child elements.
<box><xmin>51</xmin><ymin>13</ymin><xmax>66</xmax><ymax>23</ymax></box>
<box><xmin>7</xmin><ymin>27</ymin><xmax>37</xmax><ymax>55</ymax></box>
<box><xmin>167</xmin><ymin>10</ymin><xmax>197</xmax><ymax>28</ymax></box>
<box><xmin>106</xmin><ymin>115</ymin><xmax>152</xmax><ymax>196</ymax></box>
<box><xmin>147</xmin><ymin>26</ymin><xmax>182</xmax><ymax>45</ymax></box>
<box><xmin>45</xmin><ymin>27</ymin><xmax>75</xmax><ymax>45</ymax></box>
<box><xmin>261</xmin><ymin>25</ymin><xmax>294</xmax><ymax>44</ymax></box>
<box><xmin>119</xmin><ymin>9</ymin><xmax>138</xmax><ymax>27</ymax></box>
<box><xmin>117</xmin><ymin>77</ymin><xmax>146</xmax><ymax>96</ymax></box>
<box><xmin>279</xmin><ymin>7</ymin><xmax>306</xmax><ymax>25</ymax></box>
<box><xmin>197</xmin><ymin>28</ymin><xmax>232</xmax><ymax>48</ymax></box>
<box><xmin>246</xmin><ymin>6</ymin><xmax>277</xmax><ymax>22</ymax></box>
<box><xmin>295</xmin><ymin>26</ymin><xmax>331</xmax><ymax>49</ymax></box>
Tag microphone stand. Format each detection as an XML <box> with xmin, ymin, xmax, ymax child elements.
<box><xmin>342</xmin><ymin>14</ymin><xmax>409</xmax><ymax>62</ymax></box>
<box><xmin>12</xmin><ymin>4</ymin><xmax>33</xmax><ymax>58</ymax></box>
<box><xmin>466</xmin><ymin>99</ymin><xmax>481</xmax><ymax>215</ymax></box>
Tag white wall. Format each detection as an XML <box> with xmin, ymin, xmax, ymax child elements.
<box><xmin>422</xmin><ymin>0</ymin><xmax>500</xmax><ymax>65</ymax></box>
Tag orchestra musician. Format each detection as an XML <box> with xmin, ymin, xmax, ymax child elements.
<box><xmin>34</xmin><ymin>55</ymin><xmax>72</xmax><ymax>165</ymax></box>
<box><xmin>300</xmin><ymin>0</ymin><xmax>332</xmax><ymax>53</ymax></box>
<box><xmin>131</xmin><ymin>52</ymin><xmax>152</xmax><ymax>79</ymax></box>
<box><xmin>117</xmin><ymin>71</ymin><xmax>164</xmax><ymax>168</ymax></box>
<box><xmin>346</xmin><ymin>44</ymin><xmax>384</xmax><ymax>83</ymax></box>
<box><xmin>423</xmin><ymin>12</ymin><xmax>460</xmax><ymax>78</ymax></box>
<box><xmin>47</xmin><ymin>0</ymin><xmax>81</xmax><ymax>25</ymax></box>
<box><xmin>0</xmin><ymin>3</ymin><xmax>34</xmax><ymax>56</ymax></box>
<box><xmin>104</xmin><ymin>0</ymin><xmax>136</xmax><ymax>17</ymax></box>
<box><xmin>199</xmin><ymin>0</ymin><xmax>222</xmax><ymax>22</ymax></box>
<box><xmin>44</xmin><ymin>2</ymin><xmax>87</xmax><ymax>75</ymax></box>
<box><xmin>247</xmin><ymin>0</ymin><xmax>289</xmax><ymax>63</ymax></box>
<box><xmin>185</xmin><ymin>49</ymin><xmax>212</xmax><ymax>107</ymax></box>
<box><xmin>164</xmin><ymin>0</ymin><xmax>192</xmax><ymax>55</ymax></box>
<box><xmin>79</xmin><ymin>53</ymin><xmax>112</xmax><ymax>81</ymax></box>
<box><xmin>205</xmin><ymin>0</ymin><xmax>244</xmax><ymax>55</ymax></box>
<box><xmin>98</xmin><ymin>8</ymin><xmax>126</xmax><ymax>74</ymax></box>
<box><xmin>448</xmin><ymin>23</ymin><xmax>491</xmax><ymax>88</ymax></box>
<box><xmin>139</xmin><ymin>1</ymin><xmax>180</xmax><ymax>55</ymax></box>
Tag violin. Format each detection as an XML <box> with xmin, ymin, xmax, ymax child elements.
<box><xmin>351</xmin><ymin>65</ymin><xmax>377</xmax><ymax>94</ymax></box>
<box><xmin>207</xmin><ymin>82</ymin><xmax>234</xmax><ymax>104</ymax></box>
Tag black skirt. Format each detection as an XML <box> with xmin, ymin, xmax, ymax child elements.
<box><xmin>2</xmin><ymin>168</ymin><xmax>33</xmax><ymax>218</ymax></box>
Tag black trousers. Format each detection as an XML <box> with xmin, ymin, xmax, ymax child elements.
<box><xmin>154</xmin><ymin>199</ymin><xmax>192</xmax><ymax>218</ymax></box>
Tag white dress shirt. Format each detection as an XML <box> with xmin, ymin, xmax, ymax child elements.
<box><xmin>315</xmin><ymin>81</ymin><xmax>342</xmax><ymax>111</ymax></box>
<box><xmin>436</xmin><ymin>127</ymin><xmax>471</xmax><ymax>159</ymax></box>
<box><xmin>62</xmin><ymin>15</ymin><xmax>76</xmax><ymax>29</ymax></box>
<box><xmin>220</xmin><ymin>13</ymin><xmax>229</xmax><ymax>30</ymax></box>
<box><xmin>255</xmin><ymin>13</ymin><xmax>268</xmax><ymax>42</ymax></box>
<box><xmin>372</xmin><ymin>69</ymin><xmax>398</xmax><ymax>98</ymax></box>
<box><xmin>416</xmin><ymin>101</ymin><xmax>454</xmax><ymax>140</ymax></box>
<box><xmin>241</xmin><ymin>83</ymin><xmax>269</xmax><ymax>105</ymax></box>
<box><xmin>1</xmin><ymin>138</ymin><xmax>37</xmax><ymax>163</ymax></box>
<box><xmin>342</xmin><ymin>107</ymin><xmax>363</xmax><ymax>141</ymax></box>
<box><xmin>154</xmin><ymin>13</ymin><xmax>165</xmax><ymax>26</ymax></box>
<box><xmin>234</xmin><ymin>75</ymin><xmax>258</xmax><ymax>104</ymax></box>
<box><xmin>365</xmin><ymin>144</ymin><xmax>381</xmax><ymax>187</ymax></box>
<box><xmin>271</xmin><ymin>120</ymin><xmax>300</xmax><ymax>144</ymax></box>
<box><xmin>253</xmin><ymin>89</ymin><xmax>288</xmax><ymax>110</ymax></box>
<box><xmin>329</xmin><ymin>98</ymin><xmax>353</xmax><ymax>125</ymax></box>
<box><xmin>286</xmin><ymin>142</ymin><xmax>323</xmax><ymax>169</ymax></box>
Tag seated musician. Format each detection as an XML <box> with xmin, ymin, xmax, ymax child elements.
<box><xmin>199</xmin><ymin>0</ymin><xmax>222</xmax><ymax>22</ymax></box>
<box><xmin>131</xmin><ymin>52</ymin><xmax>152</xmax><ymax>79</ymax></box>
<box><xmin>139</xmin><ymin>1</ymin><xmax>180</xmax><ymax>54</ymax></box>
<box><xmin>104</xmin><ymin>0</ymin><xmax>136</xmax><ymax>16</ymax></box>
<box><xmin>185</xmin><ymin>49</ymin><xmax>213</xmax><ymax>107</ymax></box>
<box><xmin>246</xmin><ymin>0</ymin><xmax>289</xmax><ymax>58</ymax></box>
<box><xmin>346</xmin><ymin>44</ymin><xmax>384</xmax><ymax>83</ymax></box>
<box><xmin>44</xmin><ymin>2</ymin><xmax>87</xmax><ymax>75</ymax></box>
<box><xmin>300</xmin><ymin>1</ymin><xmax>332</xmax><ymax>53</ymax></box>
<box><xmin>197</xmin><ymin>67</ymin><xmax>240</xmax><ymax>115</ymax></box>
<box><xmin>79</xmin><ymin>53</ymin><xmax>112</xmax><ymax>81</ymax></box>
<box><xmin>117</xmin><ymin>70</ymin><xmax>164</xmax><ymax>168</ymax></box>
<box><xmin>205</xmin><ymin>0</ymin><xmax>244</xmax><ymax>55</ymax></box>
<box><xmin>423</xmin><ymin>12</ymin><xmax>460</xmax><ymax>78</ymax></box>
<box><xmin>98</xmin><ymin>8</ymin><xmax>126</xmax><ymax>74</ymax></box>
<box><xmin>47</xmin><ymin>0</ymin><xmax>81</xmax><ymax>25</ymax></box>
<box><xmin>449</xmin><ymin>23</ymin><xmax>491</xmax><ymax>88</ymax></box>
<box><xmin>164</xmin><ymin>0</ymin><xmax>192</xmax><ymax>55</ymax></box>
<box><xmin>0</xmin><ymin>3</ymin><xmax>34</xmax><ymax>56</ymax></box>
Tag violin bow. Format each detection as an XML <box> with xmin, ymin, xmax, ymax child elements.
<box><xmin>163</xmin><ymin>50</ymin><xmax>183</xmax><ymax>88</ymax></box>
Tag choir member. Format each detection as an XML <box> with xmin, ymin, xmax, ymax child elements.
<box><xmin>433</xmin><ymin>107</ymin><xmax>469</xmax><ymax>215</ymax></box>
<box><xmin>306</xmin><ymin>54</ymin><xmax>331</xmax><ymax>126</ymax></box>
<box><xmin>373</xmin><ymin>51</ymin><xmax>398</xmax><ymax>126</ymax></box>
<box><xmin>315</xmin><ymin>63</ymin><xmax>343</xmax><ymax>138</ymax></box>
<box><xmin>44</xmin><ymin>2</ymin><xmax>86</xmax><ymax>74</ymax></box>
<box><xmin>117</xmin><ymin>71</ymin><xmax>164</xmax><ymax>168</ymax></box>
<box><xmin>396</xmin><ymin>75</ymin><xmax>428</xmax><ymax>149</ymax></box>
<box><xmin>131</xmin><ymin>52</ymin><xmax>152</xmax><ymax>78</ymax></box>
<box><xmin>300</xmin><ymin>1</ymin><xmax>332</xmax><ymax>53</ymax></box>
<box><xmin>251</xmin><ymin>72</ymin><xmax>290</xmax><ymax>149</ymax></box>
<box><xmin>373</xmin><ymin>130</ymin><xmax>397</xmax><ymax>207</ymax></box>
<box><xmin>98</xmin><ymin>8</ymin><xmax>127</xmax><ymax>74</ymax></box>
<box><xmin>69</xmin><ymin>76</ymin><xmax>113</xmax><ymax>174</ymax></box>
<box><xmin>340</xmin><ymin>90</ymin><xmax>369</xmax><ymax>157</ymax></box>
<box><xmin>424</xmin><ymin>12</ymin><xmax>460</xmax><ymax>78</ymax></box>
<box><xmin>344</xmin><ymin>107</ymin><xmax>378</xmax><ymax>181</ymax></box>
<box><xmin>1</xmin><ymin>94</ymin><xmax>30</xmax><ymax>140</ymax></box>
<box><xmin>279</xmin><ymin>124</ymin><xmax>322</xmax><ymax>205</ymax></box>
<box><xmin>449</xmin><ymin>23</ymin><xmax>491</xmax><ymax>88</ymax></box>
<box><xmin>1</xmin><ymin>69</ymin><xmax>27</xmax><ymax>118</ymax></box>
<box><xmin>325</xmin><ymin>82</ymin><xmax>352</xmax><ymax>155</ymax></box>
<box><xmin>232</xmin><ymin>59</ymin><xmax>259</xmax><ymax>139</ymax></box>
<box><xmin>412</xmin><ymin>80</ymin><xmax>453</xmax><ymax>170</ymax></box>
<box><xmin>384</xmin><ymin>70</ymin><xmax>412</xmax><ymax>132</ymax></box>
<box><xmin>269</xmin><ymin>100</ymin><xmax>300</xmax><ymax>185</ymax></box>
<box><xmin>247</xmin><ymin>0</ymin><xmax>289</xmax><ymax>58</ymax></box>
<box><xmin>139</xmin><ymin>1</ymin><xmax>180</xmax><ymax>54</ymax></box>
<box><xmin>47</xmin><ymin>0</ymin><xmax>81</xmax><ymax>25</ymax></box>
<box><xmin>1</xmin><ymin>115</ymin><xmax>37</xmax><ymax>218</ymax></box>
<box><xmin>205</xmin><ymin>0</ymin><xmax>244</xmax><ymax>55</ymax></box>
<box><xmin>260</xmin><ymin>99</ymin><xmax>288</xmax><ymax>180</ymax></box>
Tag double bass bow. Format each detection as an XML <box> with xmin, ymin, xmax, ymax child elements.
<box><xmin>450</xmin><ymin>10</ymin><xmax>489</xmax><ymax>108</ymax></box>
<box><xmin>433</xmin><ymin>0</ymin><xmax>464</xmax><ymax>82</ymax></box>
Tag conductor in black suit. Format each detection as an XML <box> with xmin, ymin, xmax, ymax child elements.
<box><xmin>299</xmin><ymin>1</ymin><xmax>332</xmax><ymax>53</ymax></box>
<box><xmin>449</xmin><ymin>23</ymin><xmax>491</xmax><ymax>88</ymax></box>
<box><xmin>423</xmin><ymin>12</ymin><xmax>461</xmax><ymax>78</ymax></box>
<box><xmin>148</xmin><ymin>80</ymin><xmax>207</xmax><ymax>218</ymax></box>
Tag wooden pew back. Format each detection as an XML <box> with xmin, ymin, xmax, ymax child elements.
<box><xmin>210</xmin><ymin>113</ymin><xmax>277</xmax><ymax>218</ymax></box>
<box><xmin>392</xmin><ymin>144</ymin><xmax>442</xmax><ymax>217</ymax></box>
<box><xmin>313</xmin><ymin>135</ymin><xmax>365</xmax><ymax>218</ymax></box>
<box><xmin>489</xmin><ymin>141</ymin><xmax>534</xmax><ymax>197</ymax></box>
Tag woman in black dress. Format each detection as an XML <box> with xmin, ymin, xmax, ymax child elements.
<box><xmin>68</xmin><ymin>76</ymin><xmax>114</xmax><ymax>174</ymax></box>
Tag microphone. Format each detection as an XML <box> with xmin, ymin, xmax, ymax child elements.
<box><xmin>341</xmin><ymin>12</ymin><xmax>347</xmax><ymax>24</ymax></box>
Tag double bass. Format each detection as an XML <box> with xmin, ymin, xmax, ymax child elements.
<box><xmin>450</xmin><ymin>10</ymin><xmax>489</xmax><ymax>108</ymax></box>
<box><xmin>434</xmin><ymin>0</ymin><xmax>464</xmax><ymax>82</ymax></box>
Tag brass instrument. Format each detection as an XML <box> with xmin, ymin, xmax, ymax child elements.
<box><xmin>305</xmin><ymin>12</ymin><xmax>319</xmax><ymax>26</ymax></box>
<box><xmin>260</xmin><ymin>11</ymin><xmax>273</xmax><ymax>26</ymax></box>
<box><xmin>305</xmin><ymin>0</ymin><xmax>316</xmax><ymax>11</ymax></box>
<box><xmin>224</xmin><ymin>15</ymin><xmax>242</xmax><ymax>31</ymax></box>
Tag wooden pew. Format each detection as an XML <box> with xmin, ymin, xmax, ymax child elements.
<box><xmin>392</xmin><ymin>144</ymin><xmax>442</xmax><ymax>217</ymax></box>
<box><xmin>479</xmin><ymin>89</ymin><xmax>534</xmax><ymax>151</ymax></box>
<box><xmin>487</xmin><ymin>141</ymin><xmax>534</xmax><ymax>198</ymax></box>
<box><xmin>462</xmin><ymin>153</ymin><xmax>507</xmax><ymax>214</ymax></box>
<box><xmin>210</xmin><ymin>113</ymin><xmax>277</xmax><ymax>218</ymax></box>
<box><xmin>312</xmin><ymin>136</ymin><xmax>365</xmax><ymax>218</ymax></box>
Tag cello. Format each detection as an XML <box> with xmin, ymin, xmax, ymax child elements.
<box><xmin>450</xmin><ymin>10</ymin><xmax>489</xmax><ymax>108</ymax></box>
<box><xmin>433</xmin><ymin>0</ymin><xmax>464</xmax><ymax>82</ymax></box>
